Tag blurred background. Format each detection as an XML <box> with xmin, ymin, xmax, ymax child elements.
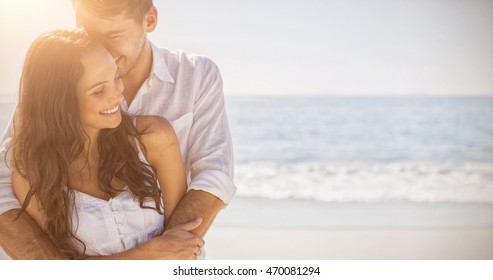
<box><xmin>1</xmin><ymin>0</ymin><xmax>493</xmax><ymax>259</ymax></box>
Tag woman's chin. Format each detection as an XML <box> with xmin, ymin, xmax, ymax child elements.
<box><xmin>109</xmin><ymin>116</ymin><xmax>123</xmax><ymax>128</ymax></box>
<box><xmin>100</xmin><ymin>114</ymin><xmax>123</xmax><ymax>129</ymax></box>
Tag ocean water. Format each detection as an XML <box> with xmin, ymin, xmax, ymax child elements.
<box><xmin>225</xmin><ymin>96</ymin><xmax>493</xmax><ymax>203</ymax></box>
<box><xmin>1</xmin><ymin>96</ymin><xmax>493</xmax><ymax>203</ymax></box>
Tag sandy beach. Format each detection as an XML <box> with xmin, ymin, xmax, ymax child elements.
<box><xmin>206</xmin><ymin>227</ymin><xmax>493</xmax><ymax>260</ymax></box>
<box><xmin>204</xmin><ymin>197</ymin><xmax>493</xmax><ymax>260</ymax></box>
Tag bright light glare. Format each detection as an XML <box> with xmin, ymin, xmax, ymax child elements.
<box><xmin>0</xmin><ymin>1</ymin><xmax>61</xmax><ymax>22</ymax></box>
<box><xmin>0</xmin><ymin>0</ymin><xmax>75</xmax><ymax>97</ymax></box>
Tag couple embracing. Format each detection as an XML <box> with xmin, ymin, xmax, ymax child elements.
<box><xmin>0</xmin><ymin>0</ymin><xmax>235</xmax><ymax>259</ymax></box>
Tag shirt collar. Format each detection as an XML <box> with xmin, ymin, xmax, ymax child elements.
<box><xmin>149</xmin><ymin>42</ymin><xmax>174</xmax><ymax>84</ymax></box>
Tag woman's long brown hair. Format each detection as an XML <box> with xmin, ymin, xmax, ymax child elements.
<box><xmin>11</xmin><ymin>29</ymin><xmax>162</xmax><ymax>258</ymax></box>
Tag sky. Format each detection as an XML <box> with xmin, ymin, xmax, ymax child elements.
<box><xmin>0</xmin><ymin>0</ymin><xmax>492</xmax><ymax>99</ymax></box>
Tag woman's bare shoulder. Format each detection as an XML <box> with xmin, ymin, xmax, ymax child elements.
<box><xmin>134</xmin><ymin>116</ymin><xmax>179</xmax><ymax>160</ymax></box>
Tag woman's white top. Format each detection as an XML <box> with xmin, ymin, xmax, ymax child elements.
<box><xmin>72</xmin><ymin>189</ymin><xmax>164</xmax><ymax>256</ymax></box>
<box><xmin>71</xmin><ymin>144</ymin><xmax>164</xmax><ymax>256</ymax></box>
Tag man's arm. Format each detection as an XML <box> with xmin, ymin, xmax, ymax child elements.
<box><xmin>165</xmin><ymin>190</ymin><xmax>223</xmax><ymax>237</ymax></box>
<box><xmin>0</xmin><ymin>209</ymin><xmax>68</xmax><ymax>259</ymax></box>
<box><xmin>166</xmin><ymin>57</ymin><xmax>236</xmax><ymax>237</ymax></box>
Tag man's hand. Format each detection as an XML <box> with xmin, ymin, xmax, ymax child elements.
<box><xmin>0</xmin><ymin>209</ymin><xmax>68</xmax><ymax>259</ymax></box>
<box><xmin>165</xmin><ymin>190</ymin><xmax>224</xmax><ymax>237</ymax></box>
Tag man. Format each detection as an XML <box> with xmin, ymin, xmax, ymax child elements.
<box><xmin>0</xmin><ymin>0</ymin><xmax>235</xmax><ymax>259</ymax></box>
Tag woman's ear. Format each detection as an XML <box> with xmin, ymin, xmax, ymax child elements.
<box><xmin>144</xmin><ymin>6</ymin><xmax>158</xmax><ymax>32</ymax></box>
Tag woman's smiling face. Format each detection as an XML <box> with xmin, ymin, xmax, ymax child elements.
<box><xmin>77</xmin><ymin>44</ymin><xmax>125</xmax><ymax>136</ymax></box>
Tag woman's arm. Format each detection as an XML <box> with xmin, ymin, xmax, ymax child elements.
<box><xmin>136</xmin><ymin>116</ymin><xmax>187</xmax><ymax>224</ymax></box>
<box><xmin>84</xmin><ymin>218</ymin><xmax>204</xmax><ymax>260</ymax></box>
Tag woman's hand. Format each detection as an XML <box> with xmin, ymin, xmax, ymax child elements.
<box><xmin>133</xmin><ymin>218</ymin><xmax>205</xmax><ymax>260</ymax></box>
<box><xmin>158</xmin><ymin>218</ymin><xmax>205</xmax><ymax>259</ymax></box>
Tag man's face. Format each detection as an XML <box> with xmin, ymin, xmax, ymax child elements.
<box><xmin>76</xmin><ymin>9</ymin><xmax>148</xmax><ymax>78</ymax></box>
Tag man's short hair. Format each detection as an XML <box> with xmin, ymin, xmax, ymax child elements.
<box><xmin>72</xmin><ymin>0</ymin><xmax>153</xmax><ymax>22</ymax></box>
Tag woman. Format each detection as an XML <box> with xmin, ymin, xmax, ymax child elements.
<box><xmin>9</xmin><ymin>29</ymin><xmax>203</xmax><ymax>259</ymax></box>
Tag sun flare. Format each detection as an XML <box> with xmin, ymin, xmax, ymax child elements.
<box><xmin>0</xmin><ymin>0</ymin><xmax>73</xmax><ymax>29</ymax></box>
<box><xmin>0</xmin><ymin>0</ymin><xmax>75</xmax><ymax>98</ymax></box>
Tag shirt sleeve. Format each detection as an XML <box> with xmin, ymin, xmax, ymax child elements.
<box><xmin>186</xmin><ymin>57</ymin><xmax>236</xmax><ymax>205</ymax></box>
<box><xmin>0</xmin><ymin>114</ymin><xmax>21</xmax><ymax>215</ymax></box>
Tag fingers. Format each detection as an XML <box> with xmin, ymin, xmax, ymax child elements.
<box><xmin>197</xmin><ymin>236</ymin><xmax>205</xmax><ymax>248</ymax></box>
<box><xmin>173</xmin><ymin>217</ymin><xmax>203</xmax><ymax>231</ymax></box>
<box><xmin>190</xmin><ymin>236</ymin><xmax>205</xmax><ymax>251</ymax></box>
<box><xmin>194</xmin><ymin>245</ymin><xmax>202</xmax><ymax>258</ymax></box>
<box><xmin>180</xmin><ymin>240</ymin><xmax>204</xmax><ymax>260</ymax></box>
<box><xmin>193</xmin><ymin>237</ymin><xmax>205</xmax><ymax>259</ymax></box>
<box><xmin>184</xmin><ymin>237</ymin><xmax>205</xmax><ymax>260</ymax></box>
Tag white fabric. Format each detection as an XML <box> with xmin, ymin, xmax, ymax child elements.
<box><xmin>0</xmin><ymin>42</ymin><xmax>236</xmax><ymax>215</ymax></box>
<box><xmin>72</xmin><ymin>188</ymin><xmax>164</xmax><ymax>256</ymax></box>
